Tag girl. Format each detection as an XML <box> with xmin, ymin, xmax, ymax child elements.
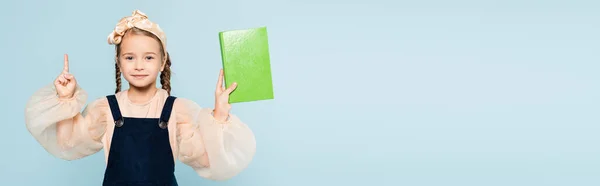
<box><xmin>24</xmin><ymin>10</ymin><xmax>256</xmax><ymax>185</ymax></box>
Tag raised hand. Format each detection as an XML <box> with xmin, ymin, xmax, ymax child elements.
<box><xmin>213</xmin><ymin>69</ymin><xmax>237</xmax><ymax>121</ymax></box>
<box><xmin>54</xmin><ymin>54</ymin><xmax>77</xmax><ymax>99</ymax></box>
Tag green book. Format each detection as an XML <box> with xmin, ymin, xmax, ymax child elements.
<box><xmin>218</xmin><ymin>26</ymin><xmax>274</xmax><ymax>103</ymax></box>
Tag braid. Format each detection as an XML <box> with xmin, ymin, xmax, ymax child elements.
<box><xmin>115</xmin><ymin>63</ymin><xmax>122</xmax><ymax>93</ymax></box>
<box><xmin>160</xmin><ymin>52</ymin><xmax>172</xmax><ymax>95</ymax></box>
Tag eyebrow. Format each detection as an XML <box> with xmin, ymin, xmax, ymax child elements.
<box><xmin>121</xmin><ymin>52</ymin><xmax>158</xmax><ymax>56</ymax></box>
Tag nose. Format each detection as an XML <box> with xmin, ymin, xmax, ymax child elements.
<box><xmin>134</xmin><ymin>60</ymin><xmax>144</xmax><ymax>71</ymax></box>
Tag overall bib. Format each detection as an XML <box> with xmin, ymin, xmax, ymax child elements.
<box><xmin>102</xmin><ymin>95</ymin><xmax>178</xmax><ymax>186</ymax></box>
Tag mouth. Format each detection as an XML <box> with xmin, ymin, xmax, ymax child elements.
<box><xmin>131</xmin><ymin>75</ymin><xmax>149</xmax><ymax>79</ymax></box>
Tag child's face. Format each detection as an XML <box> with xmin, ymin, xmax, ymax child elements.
<box><xmin>118</xmin><ymin>33</ymin><xmax>165</xmax><ymax>89</ymax></box>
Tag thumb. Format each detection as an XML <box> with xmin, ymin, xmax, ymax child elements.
<box><xmin>63</xmin><ymin>74</ymin><xmax>73</xmax><ymax>80</ymax></box>
<box><xmin>64</xmin><ymin>73</ymin><xmax>77</xmax><ymax>82</ymax></box>
<box><xmin>224</xmin><ymin>82</ymin><xmax>237</xmax><ymax>94</ymax></box>
<box><xmin>64</xmin><ymin>74</ymin><xmax>77</xmax><ymax>85</ymax></box>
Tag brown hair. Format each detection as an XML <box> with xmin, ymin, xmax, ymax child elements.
<box><xmin>114</xmin><ymin>27</ymin><xmax>171</xmax><ymax>95</ymax></box>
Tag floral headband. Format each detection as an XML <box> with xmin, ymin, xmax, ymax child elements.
<box><xmin>107</xmin><ymin>10</ymin><xmax>168</xmax><ymax>58</ymax></box>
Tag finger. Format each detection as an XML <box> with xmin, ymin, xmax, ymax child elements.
<box><xmin>216</xmin><ymin>69</ymin><xmax>224</xmax><ymax>91</ymax></box>
<box><xmin>224</xmin><ymin>82</ymin><xmax>237</xmax><ymax>94</ymax></box>
<box><xmin>55</xmin><ymin>78</ymin><xmax>63</xmax><ymax>85</ymax></box>
<box><xmin>64</xmin><ymin>73</ymin><xmax>74</xmax><ymax>80</ymax></box>
<box><xmin>57</xmin><ymin>75</ymin><xmax>67</xmax><ymax>85</ymax></box>
<box><xmin>63</xmin><ymin>54</ymin><xmax>69</xmax><ymax>73</ymax></box>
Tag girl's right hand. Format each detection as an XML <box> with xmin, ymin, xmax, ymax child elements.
<box><xmin>54</xmin><ymin>54</ymin><xmax>77</xmax><ymax>99</ymax></box>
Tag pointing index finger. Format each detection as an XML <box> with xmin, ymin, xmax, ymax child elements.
<box><xmin>63</xmin><ymin>54</ymin><xmax>69</xmax><ymax>73</ymax></box>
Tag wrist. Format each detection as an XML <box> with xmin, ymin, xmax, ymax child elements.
<box><xmin>57</xmin><ymin>93</ymin><xmax>75</xmax><ymax>100</ymax></box>
<box><xmin>212</xmin><ymin>109</ymin><xmax>230</xmax><ymax>122</ymax></box>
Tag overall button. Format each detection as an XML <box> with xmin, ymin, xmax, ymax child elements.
<box><xmin>115</xmin><ymin>118</ymin><xmax>124</xmax><ymax>127</ymax></box>
<box><xmin>158</xmin><ymin>121</ymin><xmax>168</xmax><ymax>129</ymax></box>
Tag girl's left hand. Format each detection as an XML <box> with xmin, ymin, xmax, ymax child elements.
<box><xmin>214</xmin><ymin>69</ymin><xmax>237</xmax><ymax>121</ymax></box>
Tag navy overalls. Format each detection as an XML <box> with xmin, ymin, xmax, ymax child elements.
<box><xmin>102</xmin><ymin>95</ymin><xmax>179</xmax><ymax>186</ymax></box>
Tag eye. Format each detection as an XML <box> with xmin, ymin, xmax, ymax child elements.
<box><xmin>145</xmin><ymin>56</ymin><xmax>155</xmax><ymax>60</ymax></box>
<box><xmin>124</xmin><ymin>56</ymin><xmax>134</xmax><ymax>60</ymax></box>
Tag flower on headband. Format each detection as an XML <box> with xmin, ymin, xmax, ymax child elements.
<box><xmin>107</xmin><ymin>10</ymin><xmax>168</xmax><ymax>56</ymax></box>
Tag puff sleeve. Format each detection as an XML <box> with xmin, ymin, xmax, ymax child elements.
<box><xmin>24</xmin><ymin>83</ymin><xmax>108</xmax><ymax>161</ymax></box>
<box><xmin>174</xmin><ymin>98</ymin><xmax>256</xmax><ymax>181</ymax></box>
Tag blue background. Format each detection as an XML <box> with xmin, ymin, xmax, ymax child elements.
<box><xmin>1</xmin><ymin>0</ymin><xmax>599</xmax><ymax>185</ymax></box>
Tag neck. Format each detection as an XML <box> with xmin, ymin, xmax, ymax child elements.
<box><xmin>127</xmin><ymin>84</ymin><xmax>159</xmax><ymax>104</ymax></box>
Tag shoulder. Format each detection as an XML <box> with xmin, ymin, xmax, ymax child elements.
<box><xmin>89</xmin><ymin>96</ymin><xmax>109</xmax><ymax>107</ymax></box>
<box><xmin>82</xmin><ymin>96</ymin><xmax>110</xmax><ymax>116</ymax></box>
<box><xmin>170</xmin><ymin>97</ymin><xmax>215</xmax><ymax>125</ymax></box>
<box><xmin>171</xmin><ymin>96</ymin><xmax>214</xmax><ymax>117</ymax></box>
<box><xmin>172</xmin><ymin>97</ymin><xmax>203</xmax><ymax>112</ymax></box>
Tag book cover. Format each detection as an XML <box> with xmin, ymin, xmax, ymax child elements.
<box><xmin>218</xmin><ymin>26</ymin><xmax>274</xmax><ymax>103</ymax></box>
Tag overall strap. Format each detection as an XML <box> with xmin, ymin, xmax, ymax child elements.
<box><xmin>106</xmin><ymin>95</ymin><xmax>123</xmax><ymax>122</ymax></box>
<box><xmin>159</xmin><ymin>96</ymin><xmax>177</xmax><ymax>123</ymax></box>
